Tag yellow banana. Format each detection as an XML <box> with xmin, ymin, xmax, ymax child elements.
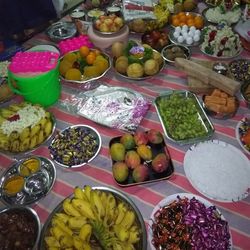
<box><xmin>30</xmin><ymin>124</ymin><xmax>41</xmax><ymax>137</ymax></box>
<box><xmin>39</xmin><ymin>117</ymin><xmax>48</xmax><ymax>128</ymax></box>
<box><xmin>48</xmin><ymin>247</ymin><xmax>60</xmax><ymax>250</ymax></box>
<box><xmin>37</xmin><ymin>129</ymin><xmax>45</xmax><ymax>145</ymax></box>
<box><xmin>90</xmin><ymin>190</ymin><xmax>105</xmax><ymax>220</ymax></box>
<box><xmin>29</xmin><ymin>135</ymin><xmax>38</xmax><ymax>149</ymax></box>
<box><xmin>71</xmin><ymin>198</ymin><xmax>96</xmax><ymax>220</ymax></box>
<box><xmin>122</xmin><ymin>243</ymin><xmax>136</xmax><ymax>250</ymax></box>
<box><xmin>51</xmin><ymin>226</ymin><xmax>68</xmax><ymax>241</ymax></box>
<box><xmin>59</xmin><ymin>235</ymin><xmax>74</xmax><ymax>248</ymax></box>
<box><xmin>10</xmin><ymin>140</ymin><xmax>20</xmax><ymax>152</ymax></box>
<box><xmin>119</xmin><ymin>210</ymin><xmax>135</xmax><ymax>230</ymax></box>
<box><xmin>128</xmin><ymin>230</ymin><xmax>140</xmax><ymax>244</ymax></box>
<box><xmin>45</xmin><ymin>236</ymin><xmax>60</xmax><ymax>247</ymax></box>
<box><xmin>83</xmin><ymin>185</ymin><xmax>92</xmax><ymax>201</ymax></box>
<box><xmin>19</xmin><ymin>137</ymin><xmax>30</xmax><ymax>152</ymax></box>
<box><xmin>114</xmin><ymin>225</ymin><xmax>129</xmax><ymax>242</ymax></box>
<box><xmin>74</xmin><ymin>186</ymin><xmax>87</xmax><ymax>200</ymax></box>
<box><xmin>115</xmin><ymin>202</ymin><xmax>127</xmax><ymax>225</ymax></box>
<box><xmin>8</xmin><ymin>104</ymin><xmax>23</xmax><ymax>112</ymax></box>
<box><xmin>19</xmin><ymin>127</ymin><xmax>30</xmax><ymax>142</ymax></box>
<box><xmin>54</xmin><ymin>213</ymin><xmax>70</xmax><ymax>224</ymax></box>
<box><xmin>0</xmin><ymin>108</ymin><xmax>15</xmax><ymax>119</ymax></box>
<box><xmin>113</xmin><ymin>242</ymin><xmax>123</xmax><ymax>250</ymax></box>
<box><xmin>82</xmin><ymin>242</ymin><xmax>91</xmax><ymax>250</ymax></box>
<box><xmin>73</xmin><ymin>235</ymin><xmax>84</xmax><ymax>250</ymax></box>
<box><xmin>52</xmin><ymin>217</ymin><xmax>73</xmax><ymax>236</ymax></box>
<box><xmin>9</xmin><ymin>131</ymin><xmax>19</xmax><ymax>141</ymax></box>
<box><xmin>63</xmin><ymin>198</ymin><xmax>82</xmax><ymax>217</ymax></box>
<box><xmin>0</xmin><ymin>139</ymin><xmax>10</xmax><ymax>151</ymax></box>
<box><xmin>68</xmin><ymin>216</ymin><xmax>87</xmax><ymax>230</ymax></box>
<box><xmin>44</xmin><ymin>120</ymin><xmax>53</xmax><ymax>137</ymax></box>
<box><xmin>79</xmin><ymin>224</ymin><xmax>92</xmax><ymax>242</ymax></box>
<box><xmin>45</xmin><ymin>111</ymin><xmax>51</xmax><ymax>119</ymax></box>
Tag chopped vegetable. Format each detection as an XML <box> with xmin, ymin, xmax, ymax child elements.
<box><xmin>151</xmin><ymin>196</ymin><xmax>231</xmax><ymax>250</ymax></box>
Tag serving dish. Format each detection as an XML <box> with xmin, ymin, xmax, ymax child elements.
<box><xmin>154</xmin><ymin>90</ymin><xmax>214</xmax><ymax>145</ymax></box>
<box><xmin>0</xmin><ymin>156</ymin><xmax>56</xmax><ymax>206</ymax></box>
<box><xmin>0</xmin><ymin>103</ymin><xmax>56</xmax><ymax>155</ymax></box>
<box><xmin>149</xmin><ymin>193</ymin><xmax>232</xmax><ymax>250</ymax></box>
<box><xmin>0</xmin><ymin>206</ymin><xmax>41</xmax><ymax>250</ymax></box>
<box><xmin>46</xmin><ymin>22</ymin><xmax>77</xmax><ymax>42</ymax></box>
<box><xmin>168</xmin><ymin>28</ymin><xmax>202</xmax><ymax>47</ymax></box>
<box><xmin>184</xmin><ymin>140</ymin><xmax>250</xmax><ymax>202</ymax></box>
<box><xmin>49</xmin><ymin>125</ymin><xmax>101</xmax><ymax>168</ymax></box>
<box><xmin>109</xmin><ymin>130</ymin><xmax>174</xmax><ymax>186</ymax></box>
<box><xmin>240</xmin><ymin>81</ymin><xmax>250</xmax><ymax>108</ymax></box>
<box><xmin>235</xmin><ymin>116</ymin><xmax>250</xmax><ymax>155</ymax></box>
<box><xmin>39</xmin><ymin>186</ymin><xmax>147</xmax><ymax>250</ymax></box>
<box><xmin>59</xmin><ymin>49</ymin><xmax>111</xmax><ymax>84</ymax></box>
<box><xmin>228</xmin><ymin>59</ymin><xmax>250</xmax><ymax>83</ymax></box>
<box><xmin>113</xmin><ymin>47</ymin><xmax>165</xmax><ymax>81</ymax></box>
<box><xmin>161</xmin><ymin>44</ymin><xmax>191</xmax><ymax>63</ymax></box>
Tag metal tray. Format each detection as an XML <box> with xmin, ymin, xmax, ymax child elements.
<box><xmin>49</xmin><ymin>125</ymin><xmax>102</xmax><ymax>168</ymax></box>
<box><xmin>154</xmin><ymin>90</ymin><xmax>214</xmax><ymax>145</ymax></box>
<box><xmin>0</xmin><ymin>156</ymin><xmax>56</xmax><ymax>206</ymax></box>
<box><xmin>39</xmin><ymin>186</ymin><xmax>147</xmax><ymax>250</ymax></box>
<box><xmin>109</xmin><ymin>133</ymin><xmax>174</xmax><ymax>187</ymax></box>
<box><xmin>59</xmin><ymin>49</ymin><xmax>111</xmax><ymax>85</ymax></box>
<box><xmin>113</xmin><ymin>50</ymin><xmax>165</xmax><ymax>81</ymax></box>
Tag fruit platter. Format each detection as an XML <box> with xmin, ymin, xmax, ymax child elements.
<box><xmin>59</xmin><ymin>46</ymin><xmax>110</xmax><ymax>84</ymax></box>
<box><xmin>39</xmin><ymin>185</ymin><xmax>147</xmax><ymax>250</ymax></box>
<box><xmin>235</xmin><ymin>116</ymin><xmax>250</xmax><ymax>155</ymax></box>
<box><xmin>154</xmin><ymin>90</ymin><xmax>214</xmax><ymax>145</ymax></box>
<box><xmin>200</xmin><ymin>23</ymin><xmax>243</xmax><ymax>59</ymax></box>
<box><xmin>92</xmin><ymin>14</ymin><xmax>125</xmax><ymax>35</ymax></box>
<box><xmin>49</xmin><ymin>125</ymin><xmax>101</xmax><ymax>168</ymax></box>
<box><xmin>148</xmin><ymin>193</ymin><xmax>232</xmax><ymax>250</ymax></box>
<box><xmin>202</xmin><ymin>88</ymin><xmax>239</xmax><ymax>119</ymax></box>
<box><xmin>112</xmin><ymin>40</ymin><xmax>164</xmax><ymax>80</ymax></box>
<box><xmin>0</xmin><ymin>102</ymin><xmax>55</xmax><ymax>154</ymax></box>
<box><xmin>0</xmin><ymin>156</ymin><xmax>56</xmax><ymax>206</ymax></box>
<box><xmin>109</xmin><ymin>130</ymin><xmax>174</xmax><ymax>186</ymax></box>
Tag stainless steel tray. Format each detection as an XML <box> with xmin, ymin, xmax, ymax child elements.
<box><xmin>154</xmin><ymin>90</ymin><xmax>214</xmax><ymax>145</ymax></box>
<box><xmin>39</xmin><ymin>186</ymin><xmax>147</xmax><ymax>250</ymax></box>
<box><xmin>0</xmin><ymin>156</ymin><xmax>56</xmax><ymax>206</ymax></box>
<box><xmin>49</xmin><ymin>124</ymin><xmax>102</xmax><ymax>168</ymax></box>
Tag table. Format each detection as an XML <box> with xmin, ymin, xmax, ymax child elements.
<box><xmin>1</xmin><ymin>8</ymin><xmax>250</xmax><ymax>250</ymax></box>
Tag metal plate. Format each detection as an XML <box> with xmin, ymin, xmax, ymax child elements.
<box><xmin>202</xmin><ymin>7</ymin><xmax>241</xmax><ymax>26</ymax></box>
<box><xmin>199</xmin><ymin>45</ymin><xmax>243</xmax><ymax>60</ymax></box>
<box><xmin>59</xmin><ymin>50</ymin><xmax>111</xmax><ymax>85</ymax></box>
<box><xmin>0</xmin><ymin>156</ymin><xmax>56</xmax><ymax>206</ymax></box>
<box><xmin>235</xmin><ymin>116</ymin><xmax>250</xmax><ymax>155</ymax></box>
<box><xmin>39</xmin><ymin>186</ymin><xmax>147</xmax><ymax>250</ymax></box>
<box><xmin>113</xmin><ymin>50</ymin><xmax>165</xmax><ymax>81</ymax></box>
<box><xmin>49</xmin><ymin>125</ymin><xmax>102</xmax><ymax>168</ymax></box>
<box><xmin>148</xmin><ymin>193</ymin><xmax>232</xmax><ymax>250</ymax></box>
<box><xmin>184</xmin><ymin>140</ymin><xmax>250</xmax><ymax>202</ymax></box>
<box><xmin>154</xmin><ymin>90</ymin><xmax>214</xmax><ymax>145</ymax></box>
<box><xmin>0</xmin><ymin>113</ymin><xmax>56</xmax><ymax>156</ymax></box>
<box><xmin>168</xmin><ymin>29</ymin><xmax>202</xmax><ymax>47</ymax></box>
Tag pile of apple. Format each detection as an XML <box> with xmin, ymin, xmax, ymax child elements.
<box><xmin>110</xmin><ymin>129</ymin><xmax>171</xmax><ymax>184</ymax></box>
<box><xmin>93</xmin><ymin>14</ymin><xmax>124</xmax><ymax>33</ymax></box>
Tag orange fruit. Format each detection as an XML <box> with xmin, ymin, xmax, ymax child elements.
<box><xmin>187</xmin><ymin>19</ymin><xmax>195</xmax><ymax>27</ymax></box>
<box><xmin>172</xmin><ymin>19</ymin><xmax>180</xmax><ymax>27</ymax></box>
<box><xmin>86</xmin><ymin>53</ymin><xmax>96</xmax><ymax>65</ymax></box>
<box><xmin>93</xmin><ymin>49</ymin><xmax>101</xmax><ymax>56</ymax></box>
<box><xmin>179</xmin><ymin>15</ymin><xmax>187</xmax><ymax>23</ymax></box>
<box><xmin>79</xmin><ymin>46</ymin><xmax>90</xmax><ymax>58</ymax></box>
<box><xmin>194</xmin><ymin>16</ymin><xmax>204</xmax><ymax>29</ymax></box>
<box><xmin>179</xmin><ymin>22</ymin><xmax>186</xmax><ymax>27</ymax></box>
<box><xmin>178</xmin><ymin>12</ymin><xmax>186</xmax><ymax>18</ymax></box>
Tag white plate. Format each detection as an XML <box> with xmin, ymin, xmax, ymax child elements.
<box><xmin>184</xmin><ymin>140</ymin><xmax>250</xmax><ymax>202</ymax></box>
<box><xmin>27</xmin><ymin>45</ymin><xmax>60</xmax><ymax>54</ymax></box>
<box><xmin>235</xmin><ymin>116</ymin><xmax>250</xmax><ymax>156</ymax></box>
<box><xmin>148</xmin><ymin>193</ymin><xmax>232</xmax><ymax>250</ymax></box>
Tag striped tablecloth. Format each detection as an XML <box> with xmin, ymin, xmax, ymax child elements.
<box><xmin>1</xmin><ymin>22</ymin><xmax>250</xmax><ymax>250</ymax></box>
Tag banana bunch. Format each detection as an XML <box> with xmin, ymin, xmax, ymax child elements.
<box><xmin>0</xmin><ymin>102</ymin><xmax>53</xmax><ymax>153</ymax></box>
<box><xmin>153</xmin><ymin>3</ymin><xmax>170</xmax><ymax>29</ymax></box>
<box><xmin>45</xmin><ymin>186</ymin><xmax>141</xmax><ymax>250</ymax></box>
